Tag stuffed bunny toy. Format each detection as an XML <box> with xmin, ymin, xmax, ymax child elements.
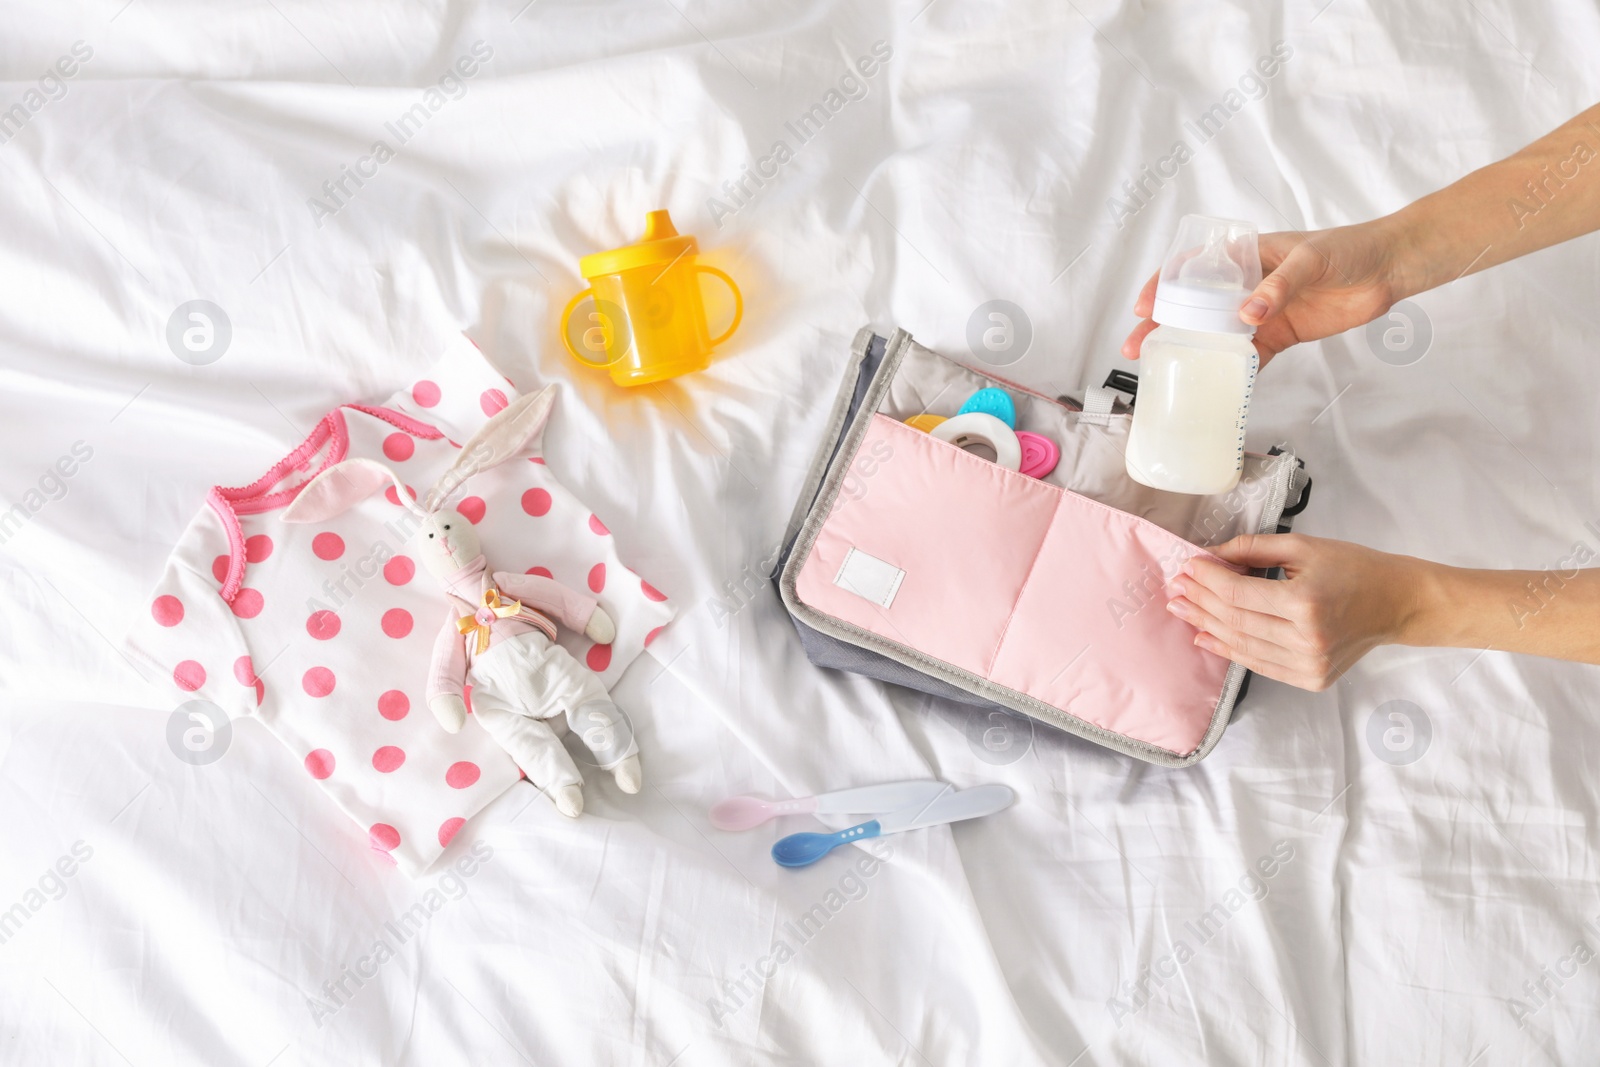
<box><xmin>283</xmin><ymin>386</ymin><xmax>639</xmax><ymax>817</ymax></box>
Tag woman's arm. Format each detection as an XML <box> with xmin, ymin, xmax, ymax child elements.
<box><xmin>1410</xmin><ymin>561</ymin><xmax>1600</xmax><ymax>663</ymax></box>
<box><xmin>1147</xmin><ymin>105</ymin><xmax>1600</xmax><ymax>687</ymax></box>
<box><xmin>1167</xmin><ymin>535</ymin><xmax>1600</xmax><ymax>691</ymax></box>
<box><xmin>1386</xmin><ymin>102</ymin><xmax>1600</xmax><ymax>299</ymax></box>
<box><xmin>1122</xmin><ymin>103</ymin><xmax>1600</xmax><ymax>368</ymax></box>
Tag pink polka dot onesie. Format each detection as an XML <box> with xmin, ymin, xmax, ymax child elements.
<box><xmin>124</xmin><ymin>337</ymin><xmax>674</xmax><ymax>876</ymax></box>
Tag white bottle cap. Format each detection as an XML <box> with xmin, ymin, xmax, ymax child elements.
<box><xmin>1149</xmin><ymin>215</ymin><xmax>1262</xmax><ymax>336</ymax></box>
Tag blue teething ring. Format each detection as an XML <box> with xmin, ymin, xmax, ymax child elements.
<box><xmin>958</xmin><ymin>387</ymin><xmax>1016</xmax><ymax>429</ymax></box>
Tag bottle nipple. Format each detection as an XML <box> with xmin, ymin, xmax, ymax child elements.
<box><xmin>1177</xmin><ymin>232</ymin><xmax>1244</xmax><ymax>290</ymax></box>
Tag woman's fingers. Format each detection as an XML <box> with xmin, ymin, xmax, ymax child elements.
<box><xmin>1253</xmin><ymin>229</ymin><xmax>1303</xmax><ymax>275</ymax></box>
<box><xmin>1206</xmin><ymin>533</ymin><xmax>1309</xmax><ymax>571</ymax></box>
<box><xmin>1183</xmin><ymin>556</ymin><xmax>1331</xmax><ymax>661</ymax></box>
<box><xmin>1243</xmin><ymin>240</ymin><xmax>1327</xmax><ymax>324</ymax></box>
<box><xmin>1176</xmin><ymin>535</ymin><xmax>1353</xmax><ymax>691</ymax></box>
<box><xmin>1120</xmin><ymin>318</ymin><xmax>1158</xmax><ymax>360</ymax></box>
<box><xmin>1185</xmin><ymin>557</ymin><xmax>1302</xmax><ymax>623</ymax></box>
<box><xmin>1193</xmin><ymin>630</ymin><xmax>1330</xmax><ymax>691</ymax></box>
<box><xmin>1132</xmin><ymin>270</ymin><xmax>1160</xmax><ymax>317</ymax></box>
<box><xmin>1252</xmin><ymin>336</ymin><xmax>1281</xmax><ymax>372</ymax></box>
<box><xmin>1121</xmin><ymin>271</ymin><xmax>1163</xmax><ymax>360</ymax></box>
<box><xmin>1168</xmin><ymin>576</ymin><xmax>1304</xmax><ymax>651</ymax></box>
<box><xmin>1167</xmin><ymin>592</ymin><xmax>1304</xmax><ymax>674</ymax></box>
<box><xmin>1170</xmin><ymin>585</ymin><xmax>1335</xmax><ymax>691</ymax></box>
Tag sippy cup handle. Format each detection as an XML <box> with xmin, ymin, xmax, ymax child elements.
<box><xmin>560</xmin><ymin>288</ymin><xmax>626</xmax><ymax>369</ymax></box>
<box><xmin>696</xmin><ymin>265</ymin><xmax>743</xmax><ymax>347</ymax></box>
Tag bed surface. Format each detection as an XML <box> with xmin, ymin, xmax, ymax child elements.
<box><xmin>2</xmin><ymin>2</ymin><xmax>1598</xmax><ymax>1064</ymax></box>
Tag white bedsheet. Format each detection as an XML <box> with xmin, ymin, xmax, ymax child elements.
<box><xmin>2</xmin><ymin>1</ymin><xmax>1599</xmax><ymax>1064</ymax></box>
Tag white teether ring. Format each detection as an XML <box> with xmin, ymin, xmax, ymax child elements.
<box><xmin>930</xmin><ymin>412</ymin><xmax>1022</xmax><ymax>471</ymax></box>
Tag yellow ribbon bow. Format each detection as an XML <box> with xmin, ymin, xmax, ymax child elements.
<box><xmin>457</xmin><ymin>589</ymin><xmax>523</xmax><ymax>654</ymax></box>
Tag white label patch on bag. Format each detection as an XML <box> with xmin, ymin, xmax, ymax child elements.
<box><xmin>833</xmin><ymin>547</ymin><xmax>905</xmax><ymax>608</ymax></box>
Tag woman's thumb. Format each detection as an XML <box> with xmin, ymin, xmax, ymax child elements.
<box><xmin>1241</xmin><ymin>243</ymin><xmax>1321</xmax><ymax>326</ymax></box>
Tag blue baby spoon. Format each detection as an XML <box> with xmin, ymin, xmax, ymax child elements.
<box><xmin>771</xmin><ymin>821</ymin><xmax>881</xmax><ymax>868</ymax></box>
<box><xmin>770</xmin><ymin>783</ymin><xmax>1015</xmax><ymax>868</ymax></box>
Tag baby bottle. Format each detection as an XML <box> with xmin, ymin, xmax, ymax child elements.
<box><xmin>1124</xmin><ymin>215</ymin><xmax>1262</xmax><ymax>495</ymax></box>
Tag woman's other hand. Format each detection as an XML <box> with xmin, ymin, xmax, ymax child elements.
<box><xmin>1165</xmin><ymin>533</ymin><xmax>1429</xmax><ymax>691</ymax></box>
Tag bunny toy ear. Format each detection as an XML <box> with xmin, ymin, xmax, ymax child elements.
<box><xmin>427</xmin><ymin>385</ymin><xmax>555</xmax><ymax>504</ymax></box>
<box><xmin>282</xmin><ymin>458</ymin><xmax>425</xmax><ymax>523</ymax></box>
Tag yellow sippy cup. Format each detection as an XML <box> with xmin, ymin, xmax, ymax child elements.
<box><xmin>561</xmin><ymin>210</ymin><xmax>743</xmax><ymax>387</ymax></box>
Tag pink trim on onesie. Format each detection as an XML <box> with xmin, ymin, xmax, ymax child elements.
<box><xmin>345</xmin><ymin>404</ymin><xmax>445</xmax><ymax>440</ymax></box>
<box><xmin>204</xmin><ymin>487</ymin><xmax>251</xmax><ymax>602</ymax></box>
<box><xmin>206</xmin><ymin>405</ymin><xmax>443</xmax><ymax>601</ymax></box>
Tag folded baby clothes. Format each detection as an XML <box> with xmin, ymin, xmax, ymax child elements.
<box><xmin>124</xmin><ymin>336</ymin><xmax>674</xmax><ymax>875</ymax></box>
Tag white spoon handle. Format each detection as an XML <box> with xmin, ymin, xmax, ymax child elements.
<box><xmin>813</xmin><ymin>780</ymin><xmax>949</xmax><ymax>815</ymax></box>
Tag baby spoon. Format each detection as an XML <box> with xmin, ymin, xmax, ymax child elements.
<box><xmin>770</xmin><ymin>784</ymin><xmax>1015</xmax><ymax>868</ymax></box>
<box><xmin>710</xmin><ymin>779</ymin><xmax>949</xmax><ymax>831</ymax></box>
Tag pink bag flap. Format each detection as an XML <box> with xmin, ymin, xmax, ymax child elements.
<box><xmin>795</xmin><ymin>414</ymin><xmax>1234</xmax><ymax>756</ymax></box>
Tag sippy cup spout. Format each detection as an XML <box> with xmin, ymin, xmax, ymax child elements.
<box><xmin>642</xmin><ymin>210</ymin><xmax>679</xmax><ymax>241</ymax></box>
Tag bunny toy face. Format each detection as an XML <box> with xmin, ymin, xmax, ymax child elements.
<box><xmin>418</xmin><ymin>508</ymin><xmax>481</xmax><ymax>580</ymax></box>
<box><xmin>281</xmin><ymin>386</ymin><xmax>556</xmax><ymax>541</ymax></box>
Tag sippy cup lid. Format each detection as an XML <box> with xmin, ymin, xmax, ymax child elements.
<box><xmin>1149</xmin><ymin>215</ymin><xmax>1262</xmax><ymax>335</ymax></box>
<box><xmin>578</xmin><ymin>209</ymin><xmax>699</xmax><ymax>279</ymax></box>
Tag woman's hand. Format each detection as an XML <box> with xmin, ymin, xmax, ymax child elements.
<box><xmin>1165</xmin><ymin>533</ymin><xmax>1431</xmax><ymax>691</ymax></box>
<box><xmin>1121</xmin><ymin>220</ymin><xmax>1408</xmax><ymax>370</ymax></box>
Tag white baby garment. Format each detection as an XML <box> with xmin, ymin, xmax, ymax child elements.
<box><xmin>124</xmin><ymin>336</ymin><xmax>675</xmax><ymax>876</ymax></box>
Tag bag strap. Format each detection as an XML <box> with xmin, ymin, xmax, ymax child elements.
<box><xmin>1078</xmin><ymin>385</ymin><xmax>1118</xmax><ymax>425</ymax></box>
<box><xmin>1074</xmin><ymin>370</ymin><xmax>1138</xmax><ymax>425</ymax></box>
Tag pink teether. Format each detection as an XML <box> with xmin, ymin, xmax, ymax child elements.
<box><xmin>1016</xmin><ymin>431</ymin><xmax>1060</xmax><ymax>479</ymax></box>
